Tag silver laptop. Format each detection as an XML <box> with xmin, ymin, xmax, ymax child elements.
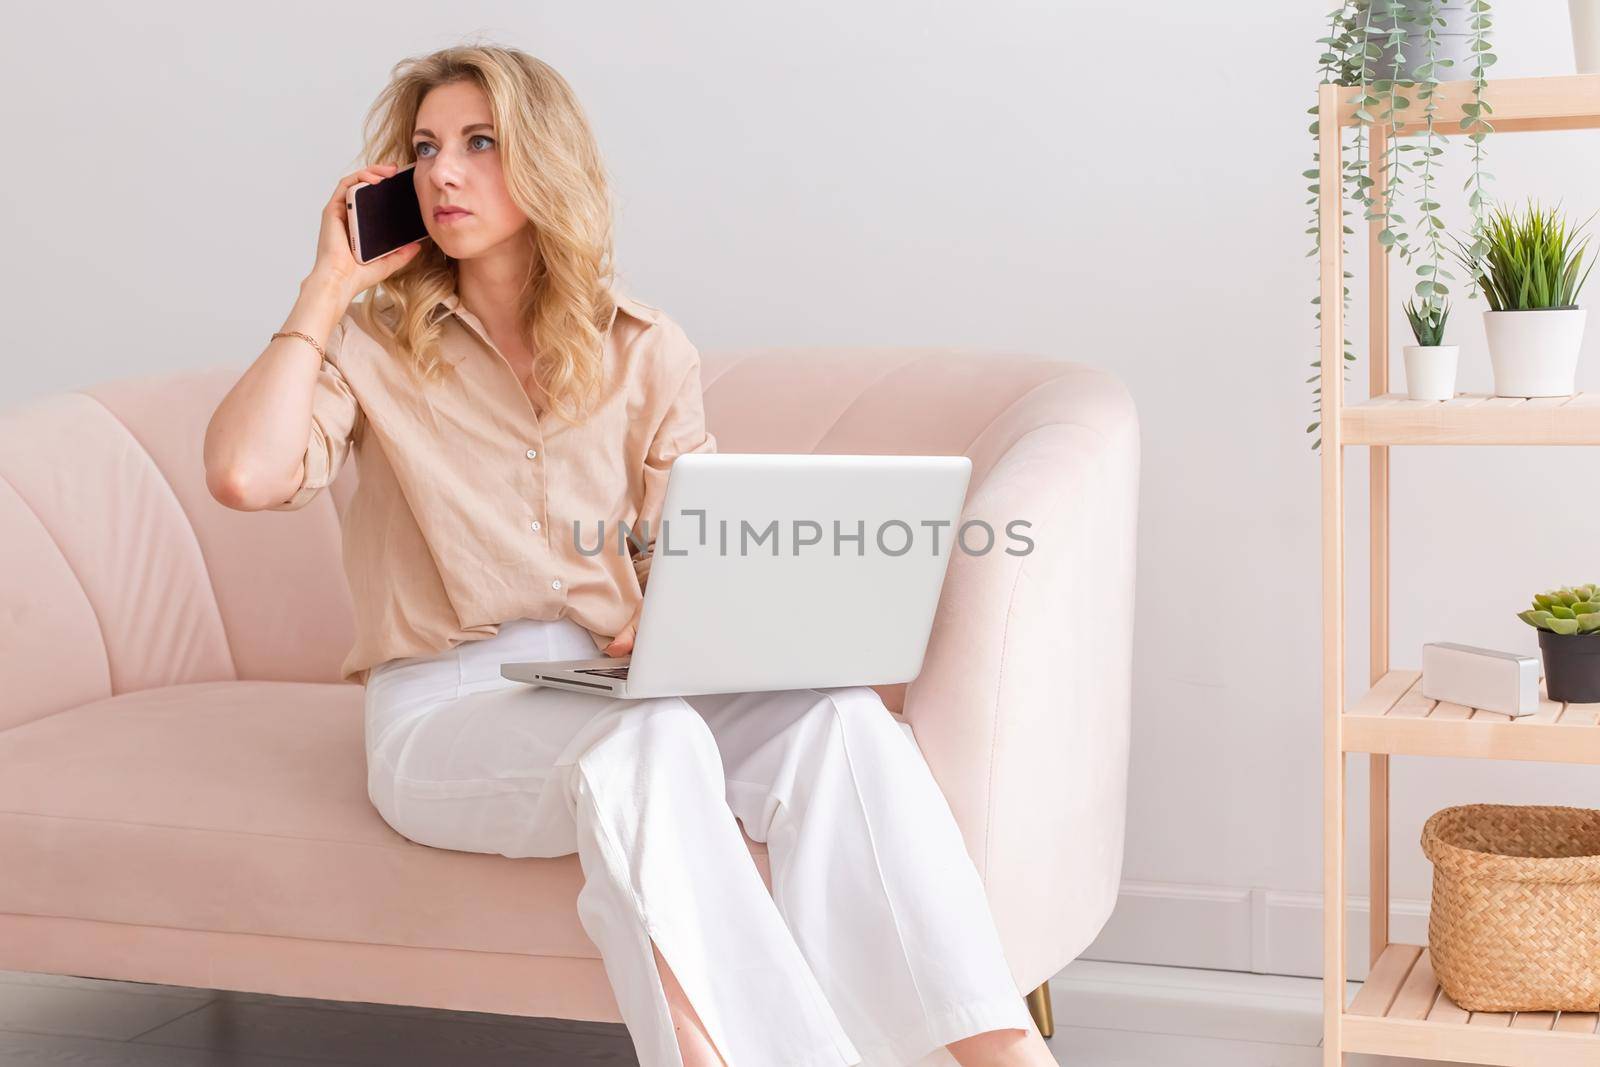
<box><xmin>500</xmin><ymin>452</ymin><xmax>972</xmax><ymax>699</ymax></box>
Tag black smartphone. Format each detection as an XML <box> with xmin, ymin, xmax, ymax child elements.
<box><xmin>346</xmin><ymin>164</ymin><xmax>430</xmax><ymax>264</ymax></box>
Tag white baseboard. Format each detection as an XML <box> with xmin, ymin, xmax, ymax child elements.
<box><xmin>1047</xmin><ymin>957</ymin><xmax>1356</xmax><ymax>1048</ymax></box>
<box><xmin>1080</xmin><ymin>880</ymin><xmax>1429</xmax><ymax>981</ymax></box>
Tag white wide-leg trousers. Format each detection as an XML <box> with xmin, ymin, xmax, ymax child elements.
<box><xmin>364</xmin><ymin>617</ymin><xmax>1032</xmax><ymax>1067</ymax></box>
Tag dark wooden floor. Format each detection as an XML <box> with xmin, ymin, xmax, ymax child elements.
<box><xmin>9</xmin><ymin>964</ymin><xmax>1435</xmax><ymax>1065</ymax></box>
<box><xmin>0</xmin><ymin>968</ymin><xmax>638</xmax><ymax>1064</ymax></box>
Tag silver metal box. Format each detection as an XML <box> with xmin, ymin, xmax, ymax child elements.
<box><xmin>1420</xmin><ymin>642</ymin><xmax>1540</xmax><ymax>717</ymax></box>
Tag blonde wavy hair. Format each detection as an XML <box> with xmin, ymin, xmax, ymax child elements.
<box><xmin>355</xmin><ymin>44</ymin><xmax>617</xmax><ymax>425</ymax></box>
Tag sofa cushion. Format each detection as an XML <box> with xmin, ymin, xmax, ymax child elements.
<box><xmin>0</xmin><ymin>681</ymin><xmax>768</xmax><ymax>959</ymax></box>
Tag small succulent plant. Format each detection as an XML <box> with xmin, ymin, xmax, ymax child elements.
<box><xmin>1518</xmin><ymin>585</ymin><xmax>1600</xmax><ymax>635</ymax></box>
<box><xmin>1404</xmin><ymin>297</ymin><xmax>1450</xmax><ymax>347</ymax></box>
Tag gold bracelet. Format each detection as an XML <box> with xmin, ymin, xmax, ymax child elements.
<box><xmin>271</xmin><ymin>330</ymin><xmax>326</xmax><ymax>361</ymax></box>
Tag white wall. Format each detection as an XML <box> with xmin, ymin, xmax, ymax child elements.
<box><xmin>4</xmin><ymin>0</ymin><xmax>1597</xmax><ymax>982</ymax></box>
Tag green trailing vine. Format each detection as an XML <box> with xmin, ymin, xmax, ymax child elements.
<box><xmin>1461</xmin><ymin>0</ymin><xmax>1496</xmax><ymax>267</ymax></box>
<box><xmin>1375</xmin><ymin>2</ymin><xmax>1413</xmax><ymax>264</ymax></box>
<box><xmin>1305</xmin><ymin>0</ymin><xmax>1495</xmax><ymax>451</ymax></box>
<box><xmin>1305</xmin><ymin>3</ymin><xmax>1370</xmax><ymax>450</ymax></box>
<box><xmin>1412</xmin><ymin>1</ymin><xmax>1450</xmax><ymax>304</ymax></box>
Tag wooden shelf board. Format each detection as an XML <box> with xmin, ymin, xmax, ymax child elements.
<box><xmin>1344</xmin><ymin>945</ymin><xmax>1599</xmax><ymax>1066</ymax></box>
<box><xmin>1344</xmin><ymin>669</ymin><xmax>1600</xmax><ymax>765</ymax></box>
<box><xmin>1334</xmin><ymin>73</ymin><xmax>1600</xmax><ymax>134</ymax></box>
<box><xmin>1341</xmin><ymin>393</ymin><xmax>1600</xmax><ymax>446</ymax></box>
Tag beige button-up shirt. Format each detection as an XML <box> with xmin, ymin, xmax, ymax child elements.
<box><xmin>265</xmin><ymin>286</ymin><xmax>717</xmax><ymax>686</ymax></box>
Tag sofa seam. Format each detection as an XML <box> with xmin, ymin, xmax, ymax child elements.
<box><xmin>74</xmin><ymin>389</ymin><xmax>240</xmax><ymax>681</ymax></box>
<box><xmin>698</xmin><ymin>351</ymin><xmax>759</xmax><ymax>394</ymax></box>
<box><xmin>805</xmin><ymin>351</ymin><xmax>932</xmax><ymax>453</ymax></box>
<box><xmin>980</xmin><ymin>554</ymin><xmax>1026</xmax><ymax>885</ymax></box>
<box><xmin>959</xmin><ymin>365</ymin><xmax>1088</xmax><ymax>457</ymax></box>
<box><xmin>976</xmin><ymin>419</ymin><xmax>1118</xmax><ymax>884</ymax></box>
<box><xmin>0</xmin><ymin>467</ymin><xmax>114</xmax><ymax>695</ymax></box>
<box><xmin>0</xmin><ymin>808</ymin><xmax>432</xmax><ymax>853</ymax></box>
<box><xmin>0</xmin><ymin>909</ymin><xmax>612</xmax><ymax>963</ymax></box>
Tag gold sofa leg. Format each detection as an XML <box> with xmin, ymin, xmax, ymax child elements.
<box><xmin>1025</xmin><ymin>980</ymin><xmax>1054</xmax><ymax>1038</ymax></box>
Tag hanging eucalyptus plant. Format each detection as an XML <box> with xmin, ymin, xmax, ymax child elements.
<box><xmin>1305</xmin><ymin>0</ymin><xmax>1495</xmax><ymax>451</ymax></box>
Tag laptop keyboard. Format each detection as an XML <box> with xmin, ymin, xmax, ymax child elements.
<box><xmin>574</xmin><ymin>666</ymin><xmax>630</xmax><ymax>679</ymax></box>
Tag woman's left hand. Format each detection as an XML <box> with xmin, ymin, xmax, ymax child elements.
<box><xmin>603</xmin><ymin>601</ymin><xmax>644</xmax><ymax>657</ymax></box>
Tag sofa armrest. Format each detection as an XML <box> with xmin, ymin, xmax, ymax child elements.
<box><xmin>901</xmin><ymin>363</ymin><xmax>1140</xmax><ymax>988</ymax></box>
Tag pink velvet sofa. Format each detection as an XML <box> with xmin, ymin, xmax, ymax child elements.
<box><xmin>0</xmin><ymin>344</ymin><xmax>1139</xmax><ymax>1039</ymax></box>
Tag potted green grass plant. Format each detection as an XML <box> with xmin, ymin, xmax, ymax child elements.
<box><xmin>1518</xmin><ymin>585</ymin><xmax>1600</xmax><ymax>703</ymax></box>
<box><xmin>1451</xmin><ymin>200</ymin><xmax>1596</xmax><ymax>397</ymax></box>
<box><xmin>1402</xmin><ymin>296</ymin><xmax>1457</xmax><ymax>400</ymax></box>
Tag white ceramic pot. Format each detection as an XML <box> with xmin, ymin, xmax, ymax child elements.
<box><xmin>1482</xmin><ymin>308</ymin><xmax>1587</xmax><ymax>398</ymax></box>
<box><xmin>1573</xmin><ymin>0</ymin><xmax>1600</xmax><ymax>73</ymax></box>
<box><xmin>1403</xmin><ymin>345</ymin><xmax>1459</xmax><ymax>401</ymax></box>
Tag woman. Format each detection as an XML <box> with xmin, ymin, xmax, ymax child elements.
<box><xmin>203</xmin><ymin>43</ymin><xmax>1054</xmax><ymax>1067</ymax></box>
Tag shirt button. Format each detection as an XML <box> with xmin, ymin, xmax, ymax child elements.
<box><xmin>530</xmin><ymin>520</ymin><xmax>541</xmax><ymax>532</ymax></box>
<box><xmin>551</xmin><ymin>578</ymin><xmax>562</xmax><ymax>590</ymax></box>
<box><xmin>526</xmin><ymin>448</ymin><xmax>538</xmax><ymax>459</ymax></box>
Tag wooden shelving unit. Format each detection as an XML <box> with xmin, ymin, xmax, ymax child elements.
<box><xmin>1346</xmin><ymin>945</ymin><xmax>1600</xmax><ymax>1065</ymax></box>
<box><xmin>1345</xmin><ymin>670</ymin><xmax>1600</xmax><ymax>765</ymax></box>
<box><xmin>1344</xmin><ymin>393</ymin><xmax>1600</xmax><ymax>445</ymax></box>
<box><xmin>1318</xmin><ymin>74</ymin><xmax>1600</xmax><ymax>1066</ymax></box>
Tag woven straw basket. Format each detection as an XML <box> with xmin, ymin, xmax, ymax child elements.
<box><xmin>1422</xmin><ymin>804</ymin><xmax>1600</xmax><ymax>1013</ymax></box>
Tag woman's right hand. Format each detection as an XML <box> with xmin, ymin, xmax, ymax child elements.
<box><xmin>307</xmin><ymin>163</ymin><xmax>425</xmax><ymax>301</ymax></box>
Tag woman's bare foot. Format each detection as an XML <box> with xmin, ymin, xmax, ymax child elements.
<box><xmin>653</xmin><ymin>937</ymin><xmax>728</xmax><ymax>1066</ymax></box>
<box><xmin>946</xmin><ymin>1015</ymin><xmax>1056</xmax><ymax>1067</ymax></box>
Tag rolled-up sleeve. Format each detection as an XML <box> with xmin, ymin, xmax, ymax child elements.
<box><xmin>264</xmin><ymin>318</ymin><xmax>362</xmax><ymax>511</ymax></box>
<box><xmin>633</xmin><ymin>321</ymin><xmax>716</xmax><ymax>589</ymax></box>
